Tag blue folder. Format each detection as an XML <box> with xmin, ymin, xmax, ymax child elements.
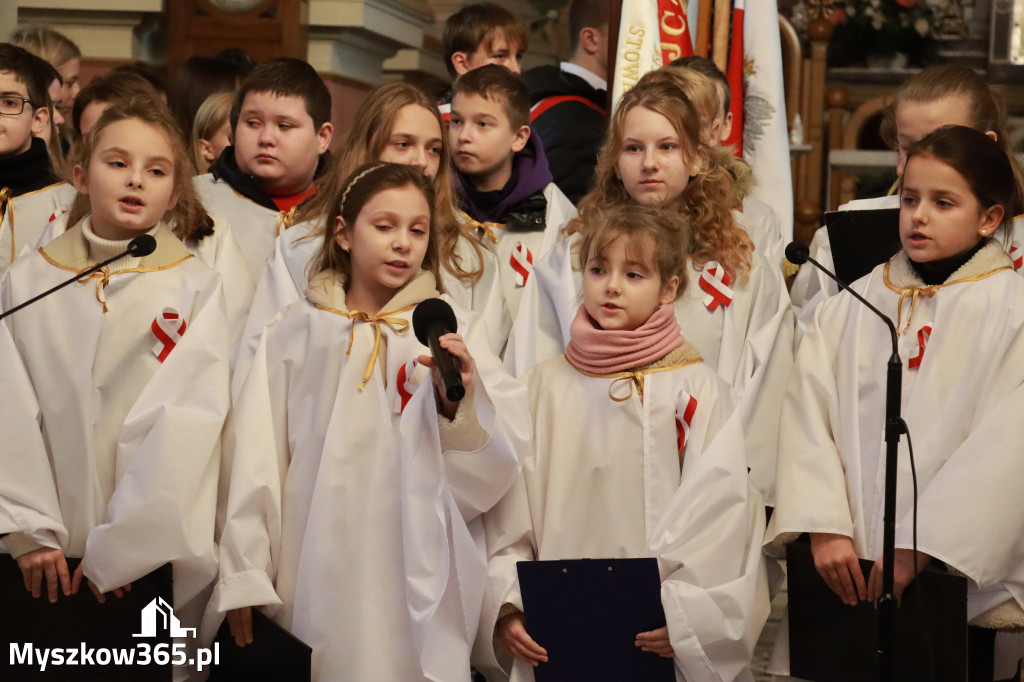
<box><xmin>517</xmin><ymin>557</ymin><xmax>675</xmax><ymax>681</ymax></box>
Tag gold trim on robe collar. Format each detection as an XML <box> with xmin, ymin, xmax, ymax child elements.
<box><xmin>883</xmin><ymin>256</ymin><xmax>1012</xmax><ymax>335</ymax></box>
<box><xmin>566</xmin><ymin>349</ymin><xmax>704</xmax><ymax>404</ymax></box>
<box><xmin>38</xmin><ymin>221</ymin><xmax>194</xmax><ymax>313</ymax></box>
<box><xmin>314</xmin><ymin>302</ymin><xmax>417</xmax><ymax>390</ymax></box>
<box><xmin>306</xmin><ymin>269</ymin><xmax>440</xmax><ymax>390</ymax></box>
<box><xmin>457</xmin><ymin>209</ymin><xmax>504</xmax><ymax>244</ymax></box>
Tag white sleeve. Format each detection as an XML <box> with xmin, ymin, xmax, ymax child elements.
<box><xmin>0</xmin><ymin>295</ymin><xmax>66</xmax><ymax>550</ymax></box>
<box><xmin>649</xmin><ymin>383</ymin><xmax>770</xmax><ymax>681</ymax></box>
<box><xmin>82</xmin><ymin>279</ymin><xmax>230</xmax><ymax>608</ymax></box>
<box><xmin>215</xmin><ymin>325</ymin><xmax>290</xmax><ymax>613</ymax></box>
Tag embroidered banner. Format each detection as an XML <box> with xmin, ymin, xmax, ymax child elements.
<box><xmin>151</xmin><ymin>308</ymin><xmax>186</xmax><ymax>363</ymax></box>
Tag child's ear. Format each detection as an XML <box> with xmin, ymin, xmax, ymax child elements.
<box><xmin>658</xmin><ymin>275</ymin><xmax>680</xmax><ymax>305</ymax></box>
<box><xmin>316</xmin><ymin>122</ymin><xmax>333</xmax><ymax>155</ymax></box>
<box><xmin>199</xmin><ymin>139</ymin><xmax>216</xmax><ymax>164</ymax></box>
<box><xmin>72</xmin><ymin>164</ymin><xmax>89</xmax><ymax>195</ymax></box>
<box><xmin>978</xmin><ymin>204</ymin><xmax>1005</xmax><ymax>238</ymax></box>
<box><xmin>334</xmin><ymin>215</ymin><xmax>350</xmax><ymax>251</ymax></box>
<box><xmin>30</xmin><ymin>106</ymin><xmax>50</xmax><ymax>138</ymax></box>
<box><xmin>511</xmin><ymin>124</ymin><xmax>530</xmax><ymax>153</ymax></box>
<box><xmin>450</xmin><ymin>52</ymin><xmax>471</xmax><ymax>76</ymax></box>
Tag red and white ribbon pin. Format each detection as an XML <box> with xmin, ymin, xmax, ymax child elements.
<box><xmin>151</xmin><ymin>308</ymin><xmax>186</xmax><ymax>363</ymax></box>
<box><xmin>1010</xmin><ymin>242</ymin><xmax>1023</xmax><ymax>271</ymax></box>
<box><xmin>675</xmin><ymin>393</ymin><xmax>698</xmax><ymax>453</ymax></box>
<box><xmin>510</xmin><ymin>242</ymin><xmax>533</xmax><ymax>287</ymax></box>
<box><xmin>48</xmin><ymin>209</ymin><xmax>67</xmax><ymax>223</ymax></box>
<box><xmin>698</xmin><ymin>261</ymin><xmax>733</xmax><ymax>310</ymax></box>
<box><xmin>908</xmin><ymin>323</ymin><xmax>932</xmax><ymax>370</ymax></box>
<box><xmin>396</xmin><ymin>358</ymin><xmax>418</xmax><ymax>413</ymax></box>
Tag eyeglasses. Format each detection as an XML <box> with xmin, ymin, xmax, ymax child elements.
<box><xmin>0</xmin><ymin>96</ymin><xmax>35</xmax><ymax>117</ymax></box>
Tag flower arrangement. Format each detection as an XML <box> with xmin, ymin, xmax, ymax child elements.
<box><xmin>826</xmin><ymin>0</ymin><xmax>950</xmax><ymax>67</ymax></box>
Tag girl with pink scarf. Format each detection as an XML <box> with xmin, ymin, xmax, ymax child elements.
<box><xmin>475</xmin><ymin>204</ymin><xmax>769</xmax><ymax>682</ymax></box>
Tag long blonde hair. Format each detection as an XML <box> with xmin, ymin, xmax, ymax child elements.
<box><xmin>882</xmin><ymin>64</ymin><xmax>1024</xmax><ymax>195</ymax></box>
<box><xmin>10</xmin><ymin>25</ymin><xmax>81</xmax><ymax>70</ymax></box>
<box><xmin>191</xmin><ymin>92</ymin><xmax>233</xmax><ymax>174</ymax></box>
<box><xmin>298</xmin><ymin>82</ymin><xmax>483</xmax><ymax>282</ymax></box>
<box><xmin>570</xmin><ymin>72</ymin><xmax>751</xmax><ymax>281</ymax></box>
<box><xmin>68</xmin><ymin>96</ymin><xmax>214</xmax><ymax>243</ymax></box>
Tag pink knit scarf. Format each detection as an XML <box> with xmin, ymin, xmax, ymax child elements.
<box><xmin>564</xmin><ymin>304</ymin><xmax>685</xmax><ymax>373</ymax></box>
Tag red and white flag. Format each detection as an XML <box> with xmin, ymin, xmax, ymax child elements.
<box><xmin>151</xmin><ymin>308</ymin><xmax>186</xmax><ymax>363</ymax></box>
<box><xmin>908</xmin><ymin>324</ymin><xmax>932</xmax><ymax>370</ymax></box>
<box><xmin>723</xmin><ymin>0</ymin><xmax>745</xmax><ymax>152</ymax></box>
<box><xmin>735</xmin><ymin>0</ymin><xmax>793</xmax><ymax>239</ymax></box>
<box><xmin>510</xmin><ymin>243</ymin><xmax>533</xmax><ymax>287</ymax></box>
<box><xmin>698</xmin><ymin>261</ymin><xmax>733</xmax><ymax>310</ymax></box>
<box><xmin>611</xmin><ymin>0</ymin><xmax>694</xmax><ymax>106</ymax></box>
<box><xmin>675</xmin><ymin>392</ymin><xmax>698</xmax><ymax>453</ymax></box>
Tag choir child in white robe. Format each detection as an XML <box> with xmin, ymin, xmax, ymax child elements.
<box><xmin>667</xmin><ymin>55</ymin><xmax>786</xmax><ymax>267</ymax></box>
<box><xmin>767</xmin><ymin>126</ymin><xmax>1024</xmax><ymax>681</ymax></box>
<box><xmin>216</xmin><ymin>162</ymin><xmax>529</xmax><ymax>681</ymax></box>
<box><xmin>479</xmin><ymin>203</ymin><xmax>768</xmax><ymax>682</ymax></box>
<box><xmin>505</xmin><ymin>71</ymin><xmax>792</xmax><ymax>505</ymax></box>
<box><xmin>448</xmin><ymin>64</ymin><xmax>577</xmax><ymax>330</ymax></box>
<box><xmin>236</xmin><ymin>81</ymin><xmax>507</xmax><ymax>392</ymax></box>
<box><xmin>194</xmin><ymin>58</ymin><xmax>333</xmax><ymax>282</ymax></box>
<box><xmin>791</xmin><ymin>64</ymin><xmax>1024</xmax><ymax>331</ymax></box>
<box><xmin>0</xmin><ymin>98</ymin><xmax>230</xmax><ymax>679</ymax></box>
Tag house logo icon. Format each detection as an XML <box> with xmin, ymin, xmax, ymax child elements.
<box><xmin>133</xmin><ymin>597</ymin><xmax>196</xmax><ymax>638</ymax></box>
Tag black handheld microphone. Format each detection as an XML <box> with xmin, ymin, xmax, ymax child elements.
<box><xmin>412</xmin><ymin>298</ymin><xmax>465</xmax><ymax>403</ymax></box>
<box><xmin>0</xmin><ymin>234</ymin><xmax>158</xmax><ymax>321</ymax></box>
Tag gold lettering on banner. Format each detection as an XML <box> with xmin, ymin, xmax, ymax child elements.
<box><xmin>620</xmin><ymin>25</ymin><xmax>645</xmax><ymax>90</ymax></box>
<box><xmin>660</xmin><ymin>10</ymin><xmax>686</xmax><ymax>37</ymax></box>
<box><xmin>661</xmin><ymin>43</ymin><xmax>682</xmax><ymax>61</ymax></box>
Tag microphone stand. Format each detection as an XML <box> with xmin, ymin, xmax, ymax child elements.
<box><xmin>793</xmin><ymin>246</ymin><xmax>904</xmax><ymax>682</ymax></box>
<box><xmin>0</xmin><ymin>236</ymin><xmax>155</xmax><ymax>322</ymax></box>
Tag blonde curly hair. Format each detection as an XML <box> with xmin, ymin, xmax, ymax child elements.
<box><xmin>568</xmin><ymin>71</ymin><xmax>752</xmax><ymax>281</ymax></box>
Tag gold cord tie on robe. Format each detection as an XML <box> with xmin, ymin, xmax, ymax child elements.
<box><xmin>276</xmin><ymin>206</ymin><xmax>297</xmax><ymax>235</ymax></box>
<box><xmin>894</xmin><ymin>285</ymin><xmax>939</xmax><ymax>335</ymax></box>
<box><xmin>320</xmin><ymin>303</ymin><xmax>417</xmax><ymax>390</ymax></box>
<box><xmin>78</xmin><ymin>267</ymin><xmax>111</xmax><ymax>313</ymax></box>
<box><xmin>883</xmin><ymin>259</ymin><xmax>1013</xmax><ymax>335</ymax></box>
<box><xmin>458</xmin><ymin>209</ymin><xmax>503</xmax><ymax>244</ymax></box>
<box><xmin>0</xmin><ymin>187</ymin><xmax>13</xmax><ymax>264</ymax></box>
<box><xmin>569</xmin><ymin>360</ymin><xmax>700</xmax><ymax>404</ymax></box>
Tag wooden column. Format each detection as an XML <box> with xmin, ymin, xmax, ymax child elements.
<box><xmin>793</xmin><ymin>16</ymin><xmax>833</xmax><ymax>246</ymax></box>
<box><xmin>826</xmin><ymin>86</ymin><xmax>850</xmax><ymax>213</ymax></box>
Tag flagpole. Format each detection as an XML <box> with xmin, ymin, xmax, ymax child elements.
<box><xmin>696</xmin><ymin>0</ymin><xmax>712</xmax><ymax>56</ymax></box>
<box><xmin>607</xmin><ymin>0</ymin><xmax>622</xmax><ymax>112</ymax></box>
<box><xmin>712</xmin><ymin>0</ymin><xmax>730</xmax><ymax>70</ymax></box>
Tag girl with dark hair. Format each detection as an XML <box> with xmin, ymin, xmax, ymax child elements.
<box><xmin>792</xmin><ymin>64</ymin><xmax>1024</xmax><ymax>323</ymax></box>
<box><xmin>768</xmin><ymin>126</ymin><xmax>1024</xmax><ymax>682</ymax></box>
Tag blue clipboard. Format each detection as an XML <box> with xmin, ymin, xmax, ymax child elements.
<box><xmin>517</xmin><ymin>557</ymin><xmax>675</xmax><ymax>681</ymax></box>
